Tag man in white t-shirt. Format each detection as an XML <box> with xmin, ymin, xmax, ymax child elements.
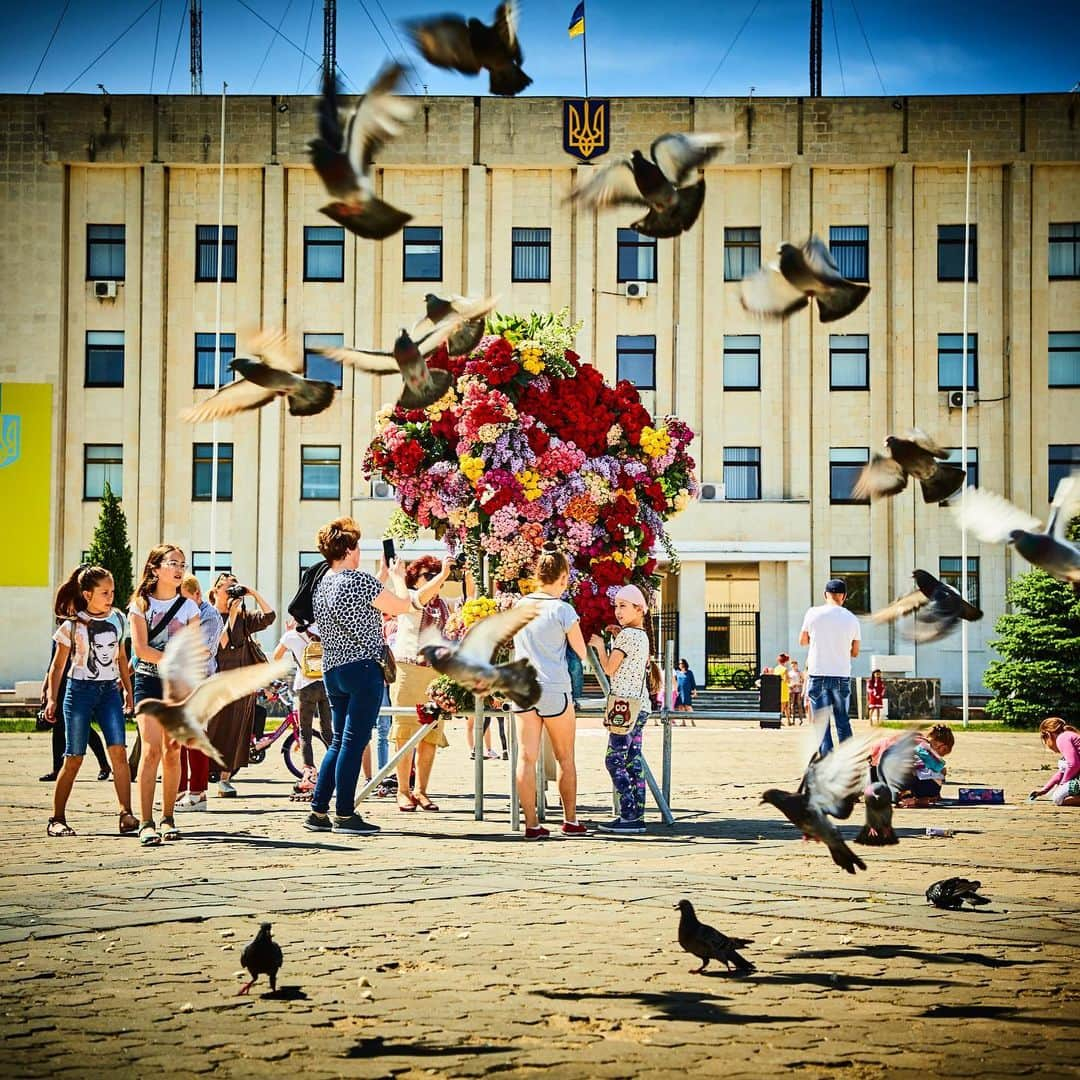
<box><xmin>799</xmin><ymin>577</ymin><xmax>861</xmax><ymax>756</ymax></box>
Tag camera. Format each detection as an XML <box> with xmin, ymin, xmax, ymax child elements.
<box><xmin>226</xmin><ymin>584</ymin><xmax>248</xmax><ymax>601</ymax></box>
<box><xmin>449</xmin><ymin>553</ymin><xmax>468</xmax><ymax>581</ymax></box>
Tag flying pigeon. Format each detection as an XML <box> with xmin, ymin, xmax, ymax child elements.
<box><xmin>871</xmin><ymin>569</ymin><xmax>983</xmax><ymax>643</ymax></box>
<box><xmin>240</xmin><ymin>922</ymin><xmax>284</xmax><ymax>995</ymax></box>
<box><xmin>133</xmin><ymin>625</ymin><xmax>291</xmax><ymax>765</ymax></box>
<box><xmin>740</xmin><ymin>235</ymin><xmax>871</xmax><ymax>323</ymax></box>
<box><xmin>308</xmin><ymin>64</ymin><xmax>415</xmax><ymax>240</ymax></box>
<box><xmin>926</xmin><ymin>877</ymin><xmax>991</xmax><ymax>910</ymax></box>
<box><xmin>953</xmin><ymin>474</ymin><xmax>1080</xmax><ymax>591</ymax></box>
<box><xmin>761</xmin><ymin>712</ymin><xmax>872</xmax><ymax>874</ymax></box>
<box><xmin>566</xmin><ymin>132</ymin><xmax>728</xmax><ymax>238</ymax></box>
<box><xmin>315</xmin><ymin>320</ymin><xmax>463</xmax><ymax>409</ymax></box>
<box><xmin>405</xmin><ymin>1</ymin><xmax>531</xmax><ymax>97</ymax></box>
<box><xmin>418</xmin><ymin>606</ymin><xmax>541</xmax><ymax>709</ymax></box>
<box><xmin>875</xmin><ymin>731</ymin><xmax>919</xmax><ymax>799</ymax></box>
<box><xmin>675</xmin><ymin>900</ymin><xmax>755</xmax><ymax>975</ymax></box>
<box><xmin>181</xmin><ymin>332</ymin><xmax>337</xmax><ymax>422</ymax></box>
<box><xmin>854</xmin><ymin>429</ymin><xmax>966</xmax><ymax>504</ymax></box>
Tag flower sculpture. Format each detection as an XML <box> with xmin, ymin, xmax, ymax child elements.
<box><xmin>364</xmin><ymin>309</ymin><xmax>698</xmax><ymax>641</ymax></box>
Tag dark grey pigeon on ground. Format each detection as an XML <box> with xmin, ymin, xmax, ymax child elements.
<box><xmin>855</xmin><ymin>782</ymin><xmax>899</xmax><ymax>846</ymax></box>
<box><xmin>926</xmin><ymin>878</ymin><xmax>991</xmax><ymax>910</ymax></box>
<box><xmin>871</xmin><ymin>569</ymin><xmax>983</xmax><ymax>643</ymax></box>
<box><xmin>675</xmin><ymin>900</ymin><xmax>755</xmax><ymax>975</ymax></box>
<box><xmin>854</xmin><ymin>429</ymin><xmax>966</xmax><ymax>504</ymax></box>
<box><xmin>240</xmin><ymin>922</ymin><xmax>284</xmax><ymax>994</ymax></box>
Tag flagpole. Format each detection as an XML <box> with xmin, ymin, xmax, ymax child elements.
<box><xmin>210</xmin><ymin>81</ymin><xmax>227</xmax><ymax>582</ymax></box>
<box><xmin>960</xmin><ymin>147</ymin><xmax>971</xmax><ymax>731</ymax></box>
<box><xmin>582</xmin><ymin>20</ymin><xmax>589</xmax><ymax>98</ymax></box>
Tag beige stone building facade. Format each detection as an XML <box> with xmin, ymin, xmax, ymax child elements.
<box><xmin>1</xmin><ymin>90</ymin><xmax>1078</xmax><ymax>694</ymax></box>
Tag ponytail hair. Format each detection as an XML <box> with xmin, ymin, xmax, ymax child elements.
<box><xmin>131</xmin><ymin>543</ymin><xmax>183</xmax><ymax>612</ymax></box>
<box><xmin>642</xmin><ymin>608</ymin><xmax>662</xmax><ymax>698</ymax></box>
<box><xmin>1040</xmin><ymin>716</ymin><xmax>1079</xmax><ymax>748</ymax></box>
<box><xmin>54</xmin><ymin>564</ymin><xmax>113</xmax><ymax>620</ymax></box>
<box><xmin>535</xmin><ymin>543</ymin><xmax>569</xmax><ymax>585</ymax></box>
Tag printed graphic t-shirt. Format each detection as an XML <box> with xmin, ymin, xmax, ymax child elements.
<box><xmin>609</xmin><ymin>626</ymin><xmax>650</xmax><ymax>699</ymax></box>
<box><xmin>128</xmin><ymin>595</ymin><xmax>201</xmax><ymax>675</ymax></box>
<box><xmin>53</xmin><ymin>610</ymin><xmax>126</xmax><ymax>682</ymax></box>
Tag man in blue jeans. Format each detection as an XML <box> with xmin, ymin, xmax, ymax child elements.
<box><xmin>799</xmin><ymin>577</ymin><xmax>861</xmax><ymax>757</ymax></box>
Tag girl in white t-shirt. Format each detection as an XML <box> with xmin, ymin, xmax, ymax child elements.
<box><xmin>273</xmin><ymin>620</ymin><xmax>332</xmax><ymax>789</ymax></box>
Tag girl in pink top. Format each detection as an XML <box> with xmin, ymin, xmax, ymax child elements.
<box><xmin>1030</xmin><ymin>717</ymin><xmax>1080</xmax><ymax>807</ymax></box>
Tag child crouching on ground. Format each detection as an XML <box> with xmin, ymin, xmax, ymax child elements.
<box><xmin>897</xmin><ymin>723</ymin><xmax>955</xmax><ymax>807</ymax></box>
<box><xmin>1029</xmin><ymin>717</ymin><xmax>1080</xmax><ymax>807</ymax></box>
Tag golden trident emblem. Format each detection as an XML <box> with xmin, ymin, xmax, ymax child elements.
<box><xmin>565</xmin><ymin>99</ymin><xmax>608</xmax><ymax>161</ymax></box>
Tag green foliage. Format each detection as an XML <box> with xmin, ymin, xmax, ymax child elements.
<box><xmin>85</xmin><ymin>481</ymin><xmax>134</xmax><ymax>609</ymax></box>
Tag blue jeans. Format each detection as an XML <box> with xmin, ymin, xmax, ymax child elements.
<box><xmin>567</xmin><ymin>650</ymin><xmax>584</xmax><ymax>705</ymax></box>
<box><xmin>808</xmin><ymin>676</ymin><xmax>853</xmax><ymax>756</ymax></box>
<box><xmin>64</xmin><ymin>679</ymin><xmax>126</xmax><ymax>757</ymax></box>
<box><xmin>312</xmin><ymin>659</ymin><xmax>383</xmax><ymax>817</ymax></box>
<box><xmin>376</xmin><ymin>686</ymin><xmax>392</xmax><ymax>770</ymax></box>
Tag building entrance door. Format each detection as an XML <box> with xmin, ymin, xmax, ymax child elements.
<box><xmin>705</xmin><ymin>604</ymin><xmax>760</xmax><ymax>688</ymax></box>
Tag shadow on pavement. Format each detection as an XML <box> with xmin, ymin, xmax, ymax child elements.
<box><xmin>533</xmin><ymin>987</ymin><xmax>811</xmax><ymax>1025</ymax></box>
<box><xmin>797</xmin><ymin>944</ymin><xmax>1044</xmax><ymax>969</ymax></box>
<box><xmin>345</xmin><ymin>1035</ymin><xmax>507</xmax><ymax>1059</ymax></box>
<box><xmin>186</xmin><ymin>831</ymin><xmax>361</xmax><ymax>853</ymax></box>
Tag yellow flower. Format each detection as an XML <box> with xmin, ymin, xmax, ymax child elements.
<box><xmin>516</xmin><ymin>468</ymin><xmax>543</xmax><ymax>502</ymax></box>
<box><xmin>640</xmin><ymin>425</ymin><xmax>672</xmax><ymax>459</ymax></box>
<box><xmin>477</xmin><ymin>423</ymin><xmax>502</xmax><ymax>443</ymax></box>
<box><xmin>459</xmin><ymin>454</ymin><xmax>485</xmax><ymax>484</ymax></box>
<box><xmin>461</xmin><ymin>596</ymin><xmax>498</xmax><ymax>628</ymax></box>
<box><xmin>425</xmin><ymin>387</ymin><xmax>456</xmax><ymax>420</ymax></box>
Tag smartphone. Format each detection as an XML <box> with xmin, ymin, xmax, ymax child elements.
<box><xmin>382</xmin><ymin>537</ymin><xmax>396</xmax><ymax>565</ymax></box>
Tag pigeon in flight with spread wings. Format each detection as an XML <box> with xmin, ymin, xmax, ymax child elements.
<box><xmin>567</xmin><ymin>132</ymin><xmax>729</xmax><ymax>238</ymax></box>
<box><xmin>180</xmin><ymin>332</ymin><xmax>336</xmax><ymax>423</ymax></box>
<box><xmin>740</xmin><ymin>235</ymin><xmax>871</xmax><ymax>323</ymax></box>
<box><xmin>411</xmin><ymin>293</ymin><xmax>500</xmax><ymax>357</ymax></box>
<box><xmin>308</xmin><ymin>63</ymin><xmax>415</xmax><ymax>240</ymax></box>
<box><xmin>418</xmin><ymin>606</ymin><xmax>541</xmax><ymax>709</ymax></box>
<box><xmin>853</xmin><ymin>429</ymin><xmax>966</xmax><ymax>504</ymax></box>
<box><xmin>953</xmin><ymin>474</ymin><xmax>1080</xmax><ymax>590</ymax></box>
<box><xmin>871</xmin><ymin>569</ymin><xmax>983</xmax><ymax>643</ymax></box>
<box><xmin>133</xmin><ymin>624</ymin><xmax>292</xmax><ymax>765</ymax></box>
<box><xmin>405</xmin><ymin>1</ymin><xmax>532</xmax><ymax>97</ymax></box>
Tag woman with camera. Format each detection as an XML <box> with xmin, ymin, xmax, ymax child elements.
<box><xmin>207</xmin><ymin>573</ymin><xmax>276</xmax><ymax>797</ymax></box>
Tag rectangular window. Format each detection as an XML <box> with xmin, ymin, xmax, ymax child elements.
<box><xmin>615</xmin><ymin>335</ymin><xmax>656</xmax><ymax>389</ymax></box>
<box><xmin>723</xmin><ymin>227</ymin><xmax>761</xmax><ymax>281</ymax></box>
<box><xmin>829</xmin><ymin>226</ymin><xmax>869</xmax><ymax>282</ymax></box>
<box><xmin>301</xmin><ymin>445</ymin><xmax>341</xmax><ymax>500</ymax></box>
<box><xmin>942</xmin><ymin>448</ymin><xmax>979</xmax><ymax>493</ymax></box>
<box><xmin>1049</xmin><ymin>331</ymin><xmax>1080</xmax><ymax>388</ymax></box>
<box><xmin>83</xmin><ymin>444</ymin><xmax>123</xmax><ymax>500</ymax></box>
<box><xmin>1049</xmin><ymin>444</ymin><xmax>1080</xmax><ymax>500</ymax></box>
<box><xmin>403</xmin><ymin>226</ymin><xmax>442</xmax><ymax>281</ymax></box>
<box><xmin>829</xmin><ymin>334</ymin><xmax>870</xmax><ymax>390</ymax></box>
<box><xmin>830</xmin><ymin>447</ymin><xmax>870</xmax><ymax>504</ymax></box>
<box><xmin>303</xmin><ymin>332</ymin><xmax>344</xmax><ymax>389</ymax></box>
<box><xmin>303</xmin><ymin>225</ymin><xmax>345</xmax><ymax>282</ymax></box>
<box><xmin>938</xmin><ymin>224</ymin><xmax>978</xmax><ymax>282</ymax></box>
<box><xmin>723</xmin><ymin>447</ymin><xmax>761</xmax><ymax>500</ymax></box>
<box><xmin>192</xmin><ymin>442</ymin><xmax>234</xmax><ymax>501</ymax></box>
<box><xmin>85</xmin><ymin>331</ymin><xmax>124</xmax><ymax>387</ymax></box>
<box><xmin>831</xmin><ymin>556</ymin><xmax>870</xmax><ymax>614</ymax></box>
<box><xmin>511</xmin><ymin>227</ymin><xmax>551</xmax><ymax>282</ymax></box>
<box><xmin>192</xmin><ymin>551</ymin><xmax>233</xmax><ymax>577</ymax></box>
<box><xmin>617</xmin><ymin>228</ymin><xmax>657</xmax><ymax>282</ymax></box>
<box><xmin>299</xmin><ymin>550</ymin><xmax>323</xmax><ymax>585</ymax></box>
<box><xmin>938</xmin><ymin>333</ymin><xmax>978</xmax><ymax>390</ymax></box>
<box><xmin>1049</xmin><ymin>222</ymin><xmax>1080</xmax><ymax>280</ymax></box>
<box><xmin>195</xmin><ymin>224</ymin><xmax>237</xmax><ymax>282</ymax></box>
<box><xmin>194</xmin><ymin>332</ymin><xmax>236</xmax><ymax>389</ymax></box>
<box><xmin>86</xmin><ymin>224</ymin><xmax>125</xmax><ymax>280</ymax></box>
<box><xmin>722</xmin><ymin>335</ymin><xmax>760</xmax><ymax>390</ymax></box>
<box><xmin>939</xmin><ymin>556</ymin><xmax>980</xmax><ymax>608</ymax></box>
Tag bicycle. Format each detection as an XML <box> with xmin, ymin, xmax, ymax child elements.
<box><xmin>247</xmin><ymin>681</ymin><xmax>328</xmax><ymax>780</ymax></box>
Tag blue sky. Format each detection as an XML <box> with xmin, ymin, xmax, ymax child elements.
<box><xmin>6</xmin><ymin>0</ymin><xmax>1079</xmax><ymax>97</ymax></box>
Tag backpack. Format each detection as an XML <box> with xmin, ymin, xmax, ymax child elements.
<box><xmin>289</xmin><ymin>560</ymin><xmax>330</xmax><ymax>627</ymax></box>
<box><xmin>300</xmin><ymin>636</ymin><xmax>323</xmax><ymax>679</ymax></box>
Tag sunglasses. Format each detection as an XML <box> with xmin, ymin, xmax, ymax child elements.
<box><xmin>162</xmin><ymin>560</ymin><xmax>187</xmax><ymax>570</ymax></box>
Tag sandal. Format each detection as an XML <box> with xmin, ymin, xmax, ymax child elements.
<box><xmin>398</xmin><ymin>794</ymin><xmax>418</xmax><ymax>813</ymax></box>
<box><xmin>47</xmin><ymin>817</ymin><xmax>76</xmax><ymax>837</ymax></box>
<box><xmin>159</xmin><ymin>817</ymin><xmax>181</xmax><ymax>841</ymax></box>
<box><xmin>139</xmin><ymin>821</ymin><xmax>162</xmax><ymax>846</ymax></box>
<box><xmin>414</xmin><ymin>794</ymin><xmax>440</xmax><ymax>812</ymax></box>
<box><xmin>118</xmin><ymin>811</ymin><xmax>139</xmax><ymax>835</ymax></box>
<box><xmin>289</xmin><ymin>790</ymin><xmax>313</xmax><ymax>803</ymax></box>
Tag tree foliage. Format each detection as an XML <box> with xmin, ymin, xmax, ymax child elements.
<box><xmin>86</xmin><ymin>481</ymin><xmax>134</xmax><ymax>610</ymax></box>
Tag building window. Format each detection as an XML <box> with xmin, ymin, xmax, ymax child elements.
<box><xmin>511</xmin><ymin>227</ymin><xmax>551</xmax><ymax>282</ymax></box>
<box><xmin>938</xmin><ymin>333</ymin><xmax>978</xmax><ymax>390</ymax></box>
<box><xmin>303</xmin><ymin>332</ymin><xmax>344</xmax><ymax>389</ymax></box>
<box><xmin>192</xmin><ymin>551</ymin><xmax>233</xmax><ymax>577</ymax></box>
<box><xmin>831</xmin><ymin>557</ymin><xmax>870</xmax><ymax>614</ymax></box>
<box><xmin>939</xmin><ymin>556</ymin><xmax>980</xmax><ymax>608</ymax></box>
<box><xmin>723</xmin><ymin>227</ymin><xmax>760</xmax><ymax>281</ymax></box>
<box><xmin>84</xmin><ymin>444</ymin><xmax>123</xmax><ymax>500</ymax></box>
<box><xmin>194</xmin><ymin>332</ymin><xmax>236</xmax><ymax>389</ymax></box>
<box><xmin>723</xmin><ymin>447</ymin><xmax>761</xmax><ymax>500</ymax></box>
<box><xmin>403</xmin><ymin>226</ymin><xmax>442</xmax><ymax>281</ymax></box>
<box><xmin>722</xmin><ymin>335</ymin><xmax>760</xmax><ymax>390</ymax></box>
<box><xmin>192</xmin><ymin>442</ymin><xmax>234</xmax><ymax>501</ymax></box>
<box><xmin>942</xmin><ymin>448</ymin><xmax>979</xmax><ymax>494</ymax></box>
<box><xmin>85</xmin><ymin>331</ymin><xmax>124</xmax><ymax>387</ymax></box>
<box><xmin>304</xmin><ymin>225</ymin><xmax>345</xmax><ymax>282</ymax></box>
<box><xmin>1049</xmin><ymin>445</ymin><xmax>1080</xmax><ymax>500</ymax></box>
<box><xmin>829</xmin><ymin>334</ymin><xmax>870</xmax><ymax>390</ymax></box>
<box><xmin>830</xmin><ymin>447</ymin><xmax>870</xmax><ymax>504</ymax></box>
<box><xmin>1049</xmin><ymin>331</ymin><xmax>1080</xmax><ymax>388</ymax></box>
<box><xmin>829</xmin><ymin>226</ymin><xmax>868</xmax><ymax>282</ymax></box>
<box><xmin>195</xmin><ymin>225</ymin><xmax>237</xmax><ymax>282</ymax></box>
<box><xmin>615</xmin><ymin>335</ymin><xmax>656</xmax><ymax>389</ymax></box>
<box><xmin>938</xmin><ymin>224</ymin><xmax>977</xmax><ymax>282</ymax></box>
<box><xmin>301</xmin><ymin>445</ymin><xmax>341</xmax><ymax>500</ymax></box>
<box><xmin>299</xmin><ymin>550</ymin><xmax>323</xmax><ymax>585</ymax></box>
<box><xmin>617</xmin><ymin>229</ymin><xmax>657</xmax><ymax>282</ymax></box>
<box><xmin>86</xmin><ymin>224</ymin><xmax>125</xmax><ymax>280</ymax></box>
<box><xmin>1049</xmin><ymin>223</ymin><xmax>1080</xmax><ymax>280</ymax></box>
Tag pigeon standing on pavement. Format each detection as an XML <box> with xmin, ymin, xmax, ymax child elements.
<box><xmin>953</xmin><ymin>474</ymin><xmax>1080</xmax><ymax>591</ymax></box>
<box><xmin>239</xmin><ymin>922</ymin><xmax>284</xmax><ymax>994</ymax></box>
<box><xmin>853</xmin><ymin>430</ymin><xmax>966</xmax><ymax>504</ymax></box>
<box><xmin>871</xmin><ymin>569</ymin><xmax>983</xmax><ymax>643</ymax></box>
<box><xmin>854</xmin><ymin>782</ymin><xmax>900</xmax><ymax>846</ymax></box>
<box><xmin>675</xmin><ymin>900</ymin><xmax>755</xmax><ymax>975</ymax></box>
<box><xmin>740</xmin><ymin>235</ymin><xmax>871</xmax><ymax>323</ymax></box>
<box><xmin>926</xmin><ymin>878</ymin><xmax>991</xmax><ymax>910</ymax></box>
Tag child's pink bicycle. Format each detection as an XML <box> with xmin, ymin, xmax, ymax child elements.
<box><xmin>247</xmin><ymin>681</ymin><xmax>327</xmax><ymax>780</ymax></box>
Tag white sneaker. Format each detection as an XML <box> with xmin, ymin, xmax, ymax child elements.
<box><xmin>217</xmin><ymin>781</ymin><xmax>238</xmax><ymax>798</ymax></box>
<box><xmin>175</xmin><ymin>793</ymin><xmax>207</xmax><ymax>812</ymax></box>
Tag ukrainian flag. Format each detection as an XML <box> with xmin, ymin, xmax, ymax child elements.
<box><xmin>568</xmin><ymin>1</ymin><xmax>585</xmax><ymax>38</ymax></box>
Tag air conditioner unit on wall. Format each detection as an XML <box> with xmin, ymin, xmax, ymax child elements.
<box><xmin>370</xmin><ymin>479</ymin><xmax>396</xmax><ymax>500</ymax></box>
<box><xmin>699</xmin><ymin>482</ymin><xmax>725</xmax><ymax>502</ymax></box>
<box><xmin>622</xmin><ymin>281</ymin><xmax>648</xmax><ymax>299</ymax></box>
<box><xmin>948</xmin><ymin>390</ymin><xmax>977</xmax><ymax>409</ymax></box>
<box><xmin>93</xmin><ymin>280</ymin><xmax>118</xmax><ymax>300</ymax></box>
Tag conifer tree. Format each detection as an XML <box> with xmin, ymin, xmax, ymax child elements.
<box><xmin>86</xmin><ymin>481</ymin><xmax>134</xmax><ymax>609</ymax></box>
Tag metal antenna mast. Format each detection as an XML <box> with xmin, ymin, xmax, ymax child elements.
<box><xmin>809</xmin><ymin>0</ymin><xmax>823</xmax><ymax>96</ymax></box>
<box><xmin>190</xmin><ymin>0</ymin><xmax>203</xmax><ymax>95</ymax></box>
<box><xmin>322</xmin><ymin>0</ymin><xmax>337</xmax><ymax>81</ymax></box>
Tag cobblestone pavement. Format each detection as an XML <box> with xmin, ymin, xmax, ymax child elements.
<box><xmin>2</xmin><ymin>719</ymin><xmax>1078</xmax><ymax>1079</ymax></box>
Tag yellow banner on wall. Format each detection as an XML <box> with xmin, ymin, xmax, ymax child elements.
<box><xmin>0</xmin><ymin>384</ymin><xmax>52</xmax><ymax>586</ymax></box>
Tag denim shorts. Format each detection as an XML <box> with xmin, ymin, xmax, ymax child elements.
<box><xmin>64</xmin><ymin>679</ymin><xmax>126</xmax><ymax>757</ymax></box>
<box><xmin>133</xmin><ymin>672</ymin><xmax>163</xmax><ymax>705</ymax></box>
